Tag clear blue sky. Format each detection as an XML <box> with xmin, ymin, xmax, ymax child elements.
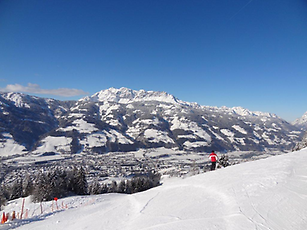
<box><xmin>0</xmin><ymin>0</ymin><xmax>306</xmax><ymax>122</ymax></box>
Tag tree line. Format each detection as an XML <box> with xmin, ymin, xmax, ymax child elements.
<box><xmin>0</xmin><ymin>166</ymin><xmax>161</xmax><ymax>209</ymax></box>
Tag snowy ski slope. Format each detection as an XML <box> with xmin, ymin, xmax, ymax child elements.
<box><xmin>1</xmin><ymin>148</ymin><xmax>307</xmax><ymax>230</ymax></box>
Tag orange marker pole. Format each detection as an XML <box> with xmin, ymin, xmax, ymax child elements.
<box><xmin>1</xmin><ymin>212</ymin><xmax>5</xmax><ymax>224</ymax></box>
<box><xmin>12</xmin><ymin>211</ymin><xmax>16</xmax><ymax>221</ymax></box>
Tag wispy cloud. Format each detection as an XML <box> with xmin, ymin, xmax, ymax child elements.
<box><xmin>230</xmin><ymin>0</ymin><xmax>255</xmax><ymax>20</ymax></box>
<box><xmin>0</xmin><ymin>83</ymin><xmax>88</xmax><ymax>97</ymax></box>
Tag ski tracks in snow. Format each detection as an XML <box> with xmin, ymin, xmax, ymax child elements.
<box><xmin>125</xmin><ymin>181</ymin><xmax>241</xmax><ymax>230</ymax></box>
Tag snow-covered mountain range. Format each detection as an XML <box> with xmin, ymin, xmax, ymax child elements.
<box><xmin>0</xmin><ymin>88</ymin><xmax>304</xmax><ymax>156</ymax></box>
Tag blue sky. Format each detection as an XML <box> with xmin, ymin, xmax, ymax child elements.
<box><xmin>0</xmin><ymin>0</ymin><xmax>306</xmax><ymax>121</ymax></box>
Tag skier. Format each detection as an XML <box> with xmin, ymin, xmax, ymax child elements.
<box><xmin>209</xmin><ymin>150</ymin><xmax>218</xmax><ymax>171</ymax></box>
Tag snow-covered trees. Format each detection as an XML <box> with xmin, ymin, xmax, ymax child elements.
<box><xmin>88</xmin><ymin>172</ymin><xmax>161</xmax><ymax>195</ymax></box>
<box><xmin>9</xmin><ymin>179</ymin><xmax>23</xmax><ymax>200</ymax></box>
<box><xmin>115</xmin><ymin>172</ymin><xmax>161</xmax><ymax>194</ymax></box>
<box><xmin>293</xmin><ymin>131</ymin><xmax>307</xmax><ymax>151</ymax></box>
<box><xmin>32</xmin><ymin>172</ymin><xmax>52</xmax><ymax>202</ymax></box>
<box><xmin>32</xmin><ymin>166</ymin><xmax>88</xmax><ymax>202</ymax></box>
<box><xmin>0</xmin><ymin>185</ymin><xmax>8</xmax><ymax>210</ymax></box>
<box><xmin>0</xmin><ymin>176</ymin><xmax>33</xmax><ymax>205</ymax></box>
<box><xmin>1</xmin><ymin>166</ymin><xmax>161</xmax><ymax>205</ymax></box>
<box><xmin>88</xmin><ymin>179</ymin><xmax>101</xmax><ymax>195</ymax></box>
<box><xmin>73</xmin><ymin>166</ymin><xmax>88</xmax><ymax>195</ymax></box>
<box><xmin>23</xmin><ymin>174</ymin><xmax>34</xmax><ymax>197</ymax></box>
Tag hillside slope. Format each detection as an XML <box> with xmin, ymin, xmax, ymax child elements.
<box><xmin>2</xmin><ymin>148</ymin><xmax>307</xmax><ymax>230</ymax></box>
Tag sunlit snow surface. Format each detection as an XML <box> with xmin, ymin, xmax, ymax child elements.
<box><xmin>2</xmin><ymin>149</ymin><xmax>307</xmax><ymax>230</ymax></box>
<box><xmin>0</xmin><ymin>133</ymin><xmax>26</xmax><ymax>156</ymax></box>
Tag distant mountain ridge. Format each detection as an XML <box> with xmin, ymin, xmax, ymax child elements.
<box><xmin>81</xmin><ymin>87</ymin><xmax>182</xmax><ymax>105</ymax></box>
<box><xmin>82</xmin><ymin>87</ymin><xmax>278</xmax><ymax>118</ymax></box>
<box><xmin>292</xmin><ymin>112</ymin><xmax>307</xmax><ymax>130</ymax></box>
<box><xmin>0</xmin><ymin>88</ymin><xmax>303</xmax><ymax>156</ymax></box>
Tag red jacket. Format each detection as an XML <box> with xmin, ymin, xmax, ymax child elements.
<box><xmin>209</xmin><ymin>152</ymin><xmax>218</xmax><ymax>162</ymax></box>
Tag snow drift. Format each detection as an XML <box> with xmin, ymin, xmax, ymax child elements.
<box><xmin>1</xmin><ymin>148</ymin><xmax>307</xmax><ymax>230</ymax></box>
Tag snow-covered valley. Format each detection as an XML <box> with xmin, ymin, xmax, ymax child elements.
<box><xmin>1</xmin><ymin>148</ymin><xmax>307</xmax><ymax>230</ymax></box>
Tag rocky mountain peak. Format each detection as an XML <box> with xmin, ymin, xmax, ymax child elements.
<box><xmin>80</xmin><ymin>87</ymin><xmax>181</xmax><ymax>105</ymax></box>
